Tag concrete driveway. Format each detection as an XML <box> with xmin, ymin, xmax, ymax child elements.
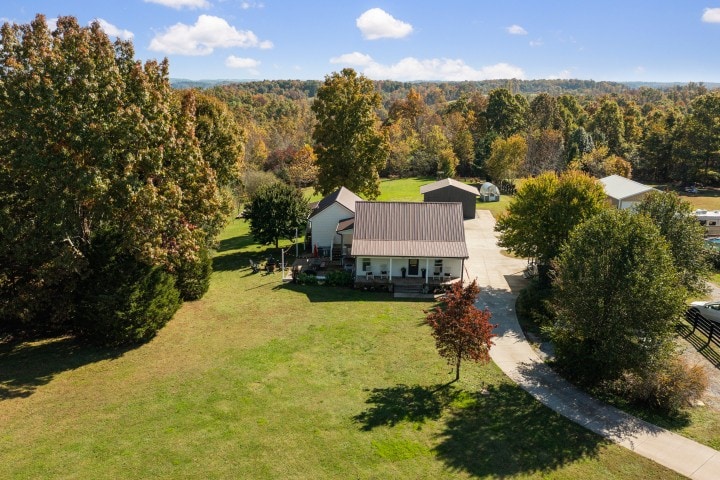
<box><xmin>464</xmin><ymin>210</ymin><xmax>720</xmax><ymax>480</ymax></box>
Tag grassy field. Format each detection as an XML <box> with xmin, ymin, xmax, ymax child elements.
<box><xmin>0</xmin><ymin>218</ymin><xmax>686</xmax><ymax>479</ymax></box>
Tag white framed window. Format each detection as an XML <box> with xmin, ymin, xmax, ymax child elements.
<box><xmin>362</xmin><ymin>258</ymin><xmax>371</xmax><ymax>271</ymax></box>
<box><xmin>433</xmin><ymin>259</ymin><xmax>443</xmax><ymax>274</ymax></box>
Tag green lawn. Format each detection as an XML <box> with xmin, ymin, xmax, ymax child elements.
<box><xmin>0</xmin><ymin>219</ymin><xmax>685</xmax><ymax>479</ymax></box>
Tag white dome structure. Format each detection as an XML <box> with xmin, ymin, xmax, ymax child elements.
<box><xmin>479</xmin><ymin>182</ymin><xmax>500</xmax><ymax>202</ymax></box>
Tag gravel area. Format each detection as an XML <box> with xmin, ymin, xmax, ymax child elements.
<box><xmin>680</xmin><ymin>282</ymin><xmax>720</xmax><ymax>408</ymax></box>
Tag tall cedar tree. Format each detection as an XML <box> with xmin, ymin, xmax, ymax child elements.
<box><xmin>243</xmin><ymin>182</ymin><xmax>309</xmax><ymax>248</ymax></box>
<box><xmin>311</xmin><ymin>68</ymin><xmax>389</xmax><ymax>199</ymax></box>
<box><xmin>426</xmin><ymin>280</ymin><xmax>496</xmax><ymax>382</ymax></box>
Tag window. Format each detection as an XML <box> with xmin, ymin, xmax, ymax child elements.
<box><xmin>434</xmin><ymin>259</ymin><xmax>443</xmax><ymax>274</ymax></box>
<box><xmin>362</xmin><ymin>258</ymin><xmax>371</xmax><ymax>272</ymax></box>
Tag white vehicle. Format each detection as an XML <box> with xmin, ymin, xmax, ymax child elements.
<box><xmin>688</xmin><ymin>301</ymin><xmax>720</xmax><ymax>324</ymax></box>
<box><xmin>694</xmin><ymin>209</ymin><xmax>720</xmax><ymax>236</ymax></box>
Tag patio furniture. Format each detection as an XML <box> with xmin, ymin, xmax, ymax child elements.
<box><xmin>249</xmin><ymin>259</ymin><xmax>260</xmax><ymax>274</ymax></box>
<box><xmin>265</xmin><ymin>256</ymin><xmax>277</xmax><ymax>273</ymax></box>
<box><xmin>365</xmin><ymin>271</ymin><xmax>373</xmax><ymax>280</ymax></box>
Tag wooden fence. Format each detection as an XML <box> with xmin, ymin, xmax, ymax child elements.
<box><xmin>684</xmin><ymin>308</ymin><xmax>720</xmax><ymax>349</ymax></box>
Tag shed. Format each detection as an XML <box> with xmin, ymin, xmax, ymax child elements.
<box><xmin>479</xmin><ymin>182</ymin><xmax>500</xmax><ymax>202</ymax></box>
<box><xmin>419</xmin><ymin>178</ymin><xmax>479</xmax><ymax>219</ymax></box>
<box><xmin>599</xmin><ymin>175</ymin><xmax>655</xmax><ymax>210</ymax></box>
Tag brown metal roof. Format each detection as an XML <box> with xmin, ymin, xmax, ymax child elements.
<box><xmin>351</xmin><ymin>202</ymin><xmax>468</xmax><ymax>258</ymax></box>
<box><xmin>336</xmin><ymin>217</ymin><xmax>354</xmax><ymax>232</ymax></box>
<box><xmin>419</xmin><ymin>178</ymin><xmax>480</xmax><ymax>196</ymax></box>
<box><xmin>309</xmin><ymin>186</ymin><xmax>362</xmax><ymax>219</ymax></box>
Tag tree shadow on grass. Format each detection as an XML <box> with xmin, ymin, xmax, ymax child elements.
<box><xmin>278</xmin><ymin>283</ymin><xmax>430</xmax><ymax>303</ymax></box>
<box><xmin>353</xmin><ymin>383</ymin><xmax>460</xmax><ymax>431</ymax></box>
<box><xmin>434</xmin><ymin>383</ymin><xmax>607</xmax><ymax>478</ymax></box>
<box><xmin>216</xmin><ymin>233</ymin><xmax>256</xmax><ymax>252</ymax></box>
<box><xmin>212</xmin><ymin>245</ymin><xmax>294</xmax><ymax>272</ymax></box>
<box><xmin>0</xmin><ymin>336</ymin><xmax>129</xmax><ymax>401</ymax></box>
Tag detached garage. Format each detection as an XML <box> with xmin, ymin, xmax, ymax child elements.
<box><xmin>420</xmin><ymin>178</ymin><xmax>479</xmax><ymax>219</ymax></box>
<box><xmin>599</xmin><ymin>175</ymin><xmax>656</xmax><ymax>210</ymax></box>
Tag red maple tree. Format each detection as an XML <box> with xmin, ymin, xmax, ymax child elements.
<box><xmin>426</xmin><ymin>280</ymin><xmax>496</xmax><ymax>382</ymax></box>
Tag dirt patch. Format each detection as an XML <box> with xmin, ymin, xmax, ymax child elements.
<box><xmin>678</xmin><ymin>336</ymin><xmax>720</xmax><ymax>408</ymax></box>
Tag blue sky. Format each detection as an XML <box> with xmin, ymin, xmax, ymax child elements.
<box><xmin>2</xmin><ymin>1</ymin><xmax>720</xmax><ymax>82</ymax></box>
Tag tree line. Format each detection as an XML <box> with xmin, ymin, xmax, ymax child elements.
<box><xmin>203</xmin><ymin>74</ymin><xmax>719</xmax><ymax>198</ymax></box>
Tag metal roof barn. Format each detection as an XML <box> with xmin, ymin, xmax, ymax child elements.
<box><xmin>419</xmin><ymin>178</ymin><xmax>479</xmax><ymax>219</ymax></box>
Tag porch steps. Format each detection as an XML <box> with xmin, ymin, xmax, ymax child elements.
<box><xmin>392</xmin><ymin>283</ymin><xmax>424</xmax><ymax>295</ymax></box>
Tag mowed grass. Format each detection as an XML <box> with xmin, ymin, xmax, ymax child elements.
<box><xmin>0</xmin><ymin>220</ymin><xmax>685</xmax><ymax>479</ymax></box>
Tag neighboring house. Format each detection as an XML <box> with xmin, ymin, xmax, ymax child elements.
<box><xmin>420</xmin><ymin>178</ymin><xmax>480</xmax><ymax>219</ymax></box>
<box><xmin>307</xmin><ymin>187</ymin><xmax>362</xmax><ymax>257</ymax></box>
<box><xmin>599</xmin><ymin>175</ymin><xmax>656</xmax><ymax>210</ymax></box>
<box><xmin>351</xmin><ymin>201</ymin><xmax>469</xmax><ymax>286</ymax></box>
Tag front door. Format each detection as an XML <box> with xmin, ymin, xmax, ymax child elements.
<box><xmin>408</xmin><ymin>259</ymin><xmax>419</xmax><ymax>276</ymax></box>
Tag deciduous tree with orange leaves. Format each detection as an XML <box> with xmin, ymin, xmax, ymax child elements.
<box><xmin>426</xmin><ymin>280</ymin><xmax>496</xmax><ymax>382</ymax></box>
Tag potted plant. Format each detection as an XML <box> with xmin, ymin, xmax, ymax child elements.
<box><xmin>401</xmin><ymin>267</ymin><xmax>407</xmax><ymax>278</ymax></box>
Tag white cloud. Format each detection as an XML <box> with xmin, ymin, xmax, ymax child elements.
<box><xmin>507</xmin><ymin>24</ymin><xmax>527</xmax><ymax>35</ymax></box>
<box><xmin>149</xmin><ymin>15</ymin><xmax>273</xmax><ymax>55</ymax></box>
<box><xmin>330</xmin><ymin>52</ymin><xmax>374</xmax><ymax>66</ymax></box>
<box><xmin>529</xmin><ymin>38</ymin><xmax>543</xmax><ymax>47</ymax></box>
<box><xmin>225</xmin><ymin>55</ymin><xmax>260</xmax><ymax>68</ymax></box>
<box><xmin>702</xmin><ymin>7</ymin><xmax>720</xmax><ymax>23</ymax></box>
<box><xmin>240</xmin><ymin>1</ymin><xmax>264</xmax><ymax>8</ymax></box>
<box><xmin>634</xmin><ymin>65</ymin><xmax>646</xmax><ymax>74</ymax></box>
<box><xmin>144</xmin><ymin>0</ymin><xmax>210</xmax><ymax>9</ymax></box>
<box><xmin>46</xmin><ymin>17</ymin><xmax>58</xmax><ymax>31</ymax></box>
<box><xmin>94</xmin><ymin>18</ymin><xmax>134</xmax><ymax>40</ymax></box>
<box><xmin>356</xmin><ymin>8</ymin><xmax>413</xmax><ymax>40</ymax></box>
<box><xmin>360</xmin><ymin>57</ymin><xmax>524</xmax><ymax>81</ymax></box>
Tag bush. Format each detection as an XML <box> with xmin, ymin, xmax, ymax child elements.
<box><xmin>704</xmin><ymin>245</ymin><xmax>720</xmax><ymax>270</ymax></box>
<box><xmin>619</xmin><ymin>357</ymin><xmax>709</xmax><ymax>413</ymax></box>
<box><xmin>516</xmin><ymin>280</ymin><xmax>555</xmax><ymax>327</ymax></box>
<box><xmin>324</xmin><ymin>270</ymin><xmax>353</xmax><ymax>287</ymax></box>
<box><xmin>75</xmin><ymin>233</ymin><xmax>182</xmax><ymax>346</ymax></box>
<box><xmin>296</xmin><ymin>272</ymin><xmax>319</xmax><ymax>285</ymax></box>
<box><xmin>174</xmin><ymin>247</ymin><xmax>212</xmax><ymax>300</ymax></box>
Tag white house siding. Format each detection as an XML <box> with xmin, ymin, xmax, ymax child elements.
<box><xmin>309</xmin><ymin>202</ymin><xmax>353</xmax><ymax>252</ymax></box>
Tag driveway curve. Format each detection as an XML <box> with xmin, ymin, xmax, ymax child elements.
<box><xmin>464</xmin><ymin>210</ymin><xmax>720</xmax><ymax>480</ymax></box>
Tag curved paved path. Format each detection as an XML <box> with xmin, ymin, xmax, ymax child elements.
<box><xmin>465</xmin><ymin>210</ymin><xmax>720</xmax><ymax>480</ymax></box>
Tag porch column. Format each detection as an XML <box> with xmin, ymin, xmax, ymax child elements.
<box><xmin>389</xmin><ymin>258</ymin><xmax>393</xmax><ymax>280</ymax></box>
<box><xmin>425</xmin><ymin>258</ymin><xmax>429</xmax><ymax>282</ymax></box>
<box><xmin>461</xmin><ymin>259</ymin><xmax>465</xmax><ymax>282</ymax></box>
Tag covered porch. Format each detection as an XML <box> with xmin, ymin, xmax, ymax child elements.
<box><xmin>353</xmin><ymin>256</ymin><xmax>464</xmax><ymax>292</ymax></box>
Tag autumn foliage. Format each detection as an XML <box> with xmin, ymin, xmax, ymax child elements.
<box><xmin>426</xmin><ymin>280</ymin><xmax>496</xmax><ymax>382</ymax></box>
